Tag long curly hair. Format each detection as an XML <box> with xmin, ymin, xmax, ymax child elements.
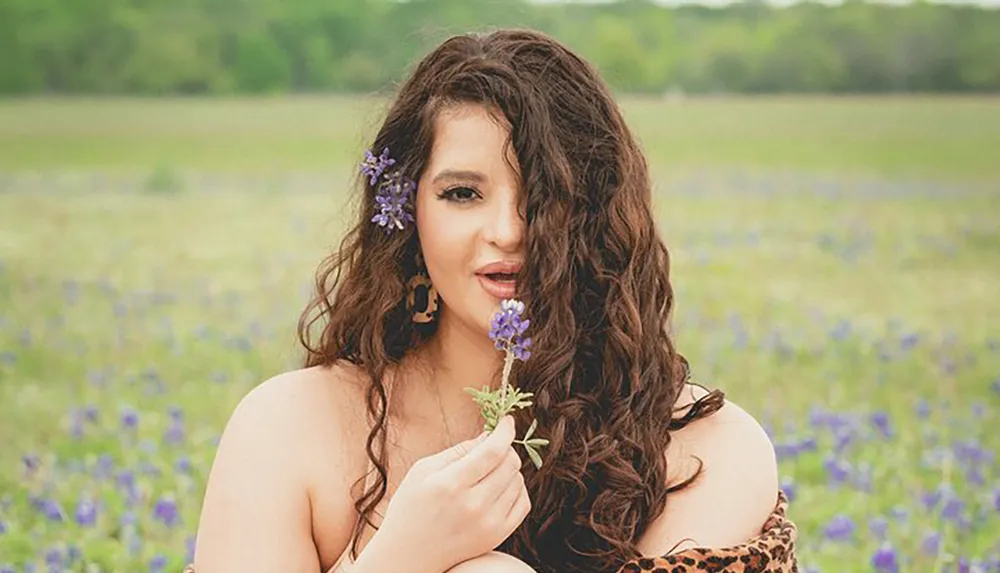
<box><xmin>297</xmin><ymin>28</ymin><xmax>724</xmax><ymax>573</ymax></box>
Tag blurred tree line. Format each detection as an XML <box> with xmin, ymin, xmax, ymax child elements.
<box><xmin>1</xmin><ymin>0</ymin><xmax>998</xmax><ymax>95</ymax></box>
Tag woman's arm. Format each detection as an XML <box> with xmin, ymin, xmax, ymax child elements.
<box><xmin>192</xmin><ymin>373</ymin><xmax>332</xmax><ymax>573</ymax></box>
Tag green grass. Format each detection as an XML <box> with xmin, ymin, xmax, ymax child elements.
<box><xmin>0</xmin><ymin>96</ymin><xmax>997</xmax><ymax>572</ymax></box>
<box><xmin>1</xmin><ymin>96</ymin><xmax>999</xmax><ymax>178</ymax></box>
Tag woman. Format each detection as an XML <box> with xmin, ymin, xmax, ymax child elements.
<box><xmin>187</xmin><ymin>29</ymin><xmax>797</xmax><ymax>573</ymax></box>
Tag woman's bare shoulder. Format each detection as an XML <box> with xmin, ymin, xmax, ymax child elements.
<box><xmin>637</xmin><ymin>386</ymin><xmax>779</xmax><ymax>556</ymax></box>
<box><xmin>193</xmin><ymin>363</ymin><xmax>371</xmax><ymax>572</ymax></box>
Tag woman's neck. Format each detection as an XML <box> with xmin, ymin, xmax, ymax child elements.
<box><xmin>407</xmin><ymin>308</ymin><xmax>506</xmax><ymax>439</ymax></box>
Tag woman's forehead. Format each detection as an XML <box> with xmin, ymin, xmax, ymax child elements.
<box><xmin>425</xmin><ymin>103</ymin><xmax>519</xmax><ymax>181</ymax></box>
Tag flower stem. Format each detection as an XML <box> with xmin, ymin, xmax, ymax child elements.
<box><xmin>500</xmin><ymin>350</ymin><xmax>515</xmax><ymax>404</ymax></box>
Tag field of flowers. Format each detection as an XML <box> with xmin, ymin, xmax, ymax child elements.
<box><xmin>0</xmin><ymin>97</ymin><xmax>998</xmax><ymax>572</ymax></box>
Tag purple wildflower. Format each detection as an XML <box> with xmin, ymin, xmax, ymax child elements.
<box><xmin>117</xmin><ymin>469</ymin><xmax>135</xmax><ymax>491</ymax></box>
<box><xmin>371</xmin><ymin>171</ymin><xmax>416</xmax><ymax>233</ymax></box>
<box><xmin>164</xmin><ymin>420</ymin><xmax>185</xmax><ymax>445</ymax></box>
<box><xmin>871</xmin><ymin>543</ymin><xmax>899</xmax><ymax>573</ymax></box>
<box><xmin>40</xmin><ymin>499</ymin><xmax>64</xmax><ymax>522</ymax></box>
<box><xmin>823</xmin><ymin>514</ymin><xmax>855</xmax><ymax>543</ymax></box>
<box><xmin>870</xmin><ymin>410</ymin><xmax>892</xmax><ymax>438</ymax></box>
<box><xmin>360</xmin><ymin>147</ymin><xmax>395</xmax><ymax>186</ymax></box>
<box><xmin>489</xmin><ymin>299</ymin><xmax>532</xmax><ymax>361</ymax></box>
<box><xmin>0</xmin><ymin>519</ymin><xmax>6</xmax><ymax>534</ymax></box>
<box><xmin>921</xmin><ymin>530</ymin><xmax>941</xmax><ymax>555</ymax></box>
<box><xmin>75</xmin><ymin>497</ymin><xmax>97</xmax><ymax>526</ymax></box>
<box><xmin>823</xmin><ymin>455</ymin><xmax>850</xmax><ymax>485</ymax></box>
<box><xmin>868</xmin><ymin>516</ymin><xmax>888</xmax><ymax>540</ymax></box>
<box><xmin>779</xmin><ymin>477</ymin><xmax>796</xmax><ymax>502</ymax></box>
<box><xmin>121</xmin><ymin>407</ymin><xmax>139</xmax><ymax>430</ymax></box>
<box><xmin>888</xmin><ymin>505</ymin><xmax>909</xmax><ymax>521</ymax></box>
<box><xmin>153</xmin><ymin>496</ymin><xmax>179</xmax><ymax>527</ymax></box>
<box><xmin>22</xmin><ymin>454</ymin><xmax>41</xmax><ymax>476</ymax></box>
<box><xmin>149</xmin><ymin>554</ymin><xmax>167</xmax><ymax>573</ymax></box>
<box><xmin>915</xmin><ymin>398</ymin><xmax>931</xmax><ymax>418</ymax></box>
<box><xmin>0</xmin><ymin>565</ymin><xmax>13</xmax><ymax>573</ymax></box>
<box><xmin>95</xmin><ymin>454</ymin><xmax>114</xmax><ymax>480</ymax></box>
<box><xmin>942</xmin><ymin>495</ymin><xmax>965</xmax><ymax>522</ymax></box>
<box><xmin>45</xmin><ymin>547</ymin><xmax>62</xmax><ymax>567</ymax></box>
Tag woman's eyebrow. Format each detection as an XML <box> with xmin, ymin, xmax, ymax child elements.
<box><xmin>431</xmin><ymin>169</ymin><xmax>488</xmax><ymax>185</ymax></box>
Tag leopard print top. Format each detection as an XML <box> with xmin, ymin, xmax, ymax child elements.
<box><xmin>182</xmin><ymin>490</ymin><xmax>796</xmax><ymax>573</ymax></box>
<box><xmin>617</xmin><ymin>490</ymin><xmax>797</xmax><ymax>573</ymax></box>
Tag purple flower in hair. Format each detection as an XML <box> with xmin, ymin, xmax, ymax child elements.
<box><xmin>371</xmin><ymin>171</ymin><xmax>416</xmax><ymax>233</ymax></box>
<box><xmin>360</xmin><ymin>147</ymin><xmax>395</xmax><ymax>186</ymax></box>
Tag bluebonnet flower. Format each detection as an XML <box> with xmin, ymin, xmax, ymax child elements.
<box><xmin>870</xmin><ymin>410</ymin><xmax>892</xmax><ymax>438</ymax></box>
<box><xmin>921</xmin><ymin>530</ymin><xmax>941</xmax><ymax>555</ymax></box>
<box><xmin>40</xmin><ymin>499</ymin><xmax>64</xmax><ymax>522</ymax></box>
<box><xmin>94</xmin><ymin>454</ymin><xmax>114</xmax><ymax>480</ymax></box>
<box><xmin>915</xmin><ymin>398</ymin><xmax>931</xmax><ymax>418</ymax></box>
<box><xmin>22</xmin><ymin>454</ymin><xmax>41</xmax><ymax>477</ymax></box>
<box><xmin>888</xmin><ymin>504</ymin><xmax>909</xmax><ymax>521</ymax></box>
<box><xmin>45</xmin><ymin>547</ymin><xmax>62</xmax><ymax>569</ymax></box>
<box><xmin>360</xmin><ymin>147</ymin><xmax>395</xmax><ymax>186</ymax></box>
<box><xmin>779</xmin><ymin>477</ymin><xmax>796</xmax><ymax>502</ymax></box>
<box><xmin>0</xmin><ymin>519</ymin><xmax>6</xmax><ymax>534</ymax></box>
<box><xmin>371</xmin><ymin>171</ymin><xmax>416</xmax><ymax>233</ymax></box>
<box><xmin>823</xmin><ymin>514</ymin><xmax>855</xmax><ymax>542</ymax></box>
<box><xmin>121</xmin><ymin>407</ymin><xmax>139</xmax><ymax>430</ymax></box>
<box><xmin>868</xmin><ymin>516</ymin><xmax>888</xmax><ymax>540</ymax></box>
<box><xmin>153</xmin><ymin>496</ymin><xmax>179</xmax><ymax>527</ymax></box>
<box><xmin>175</xmin><ymin>456</ymin><xmax>192</xmax><ymax>474</ymax></box>
<box><xmin>149</xmin><ymin>554</ymin><xmax>167</xmax><ymax>573</ymax></box>
<box><xmin>0</xmin><ymin>565</ymin><xmax>13</xmax><ymax>573</ymax></box>
<box><xmin>489</xmin><ymin>299</ymin><xmax>532</xmax><ymax>361</ymax></box>
<box><xmin>871</xmin><ymin>543</ymin><xmax>899</xmax><ymax>573</ymax></box>
<box><xmin>164</xmin><ymin>420</ymin><xmax>185</xmax><ymax>445</ymax></box>
<box><xmin>117</xmin><ymin>469</ymin><xmax>135</xmax><ymax>491</ymax></box>
<box><xmin>75</xmin><ymin>497</ymin><xmax>97</xmax><ymax>526</ymax></box>
<box><xmin>942</xmin><ymin>495</ymin><xmax>965</xmax><ymax>522</ymax></box>
<box><xmin>823</xmin><ymin>455</ymin><xmax>850</xmax><ymax>485</ymax></box>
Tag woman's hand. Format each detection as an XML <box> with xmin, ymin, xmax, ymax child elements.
<box><xmin>366</xmin><ymin>415</ymin><xmax>530</xmax><ymax>573</ymax></box>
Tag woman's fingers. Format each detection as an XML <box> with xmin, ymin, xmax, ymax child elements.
<box><xmin>445</xmin><ymin>416</ymin><xmax>516</xmax><ymax>485</ymax></box>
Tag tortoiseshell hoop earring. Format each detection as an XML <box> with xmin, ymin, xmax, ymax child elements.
<box><xmin>407</xmin><ymin>252</ymin><xmax>441</xmax><ymax>324</ymax></box>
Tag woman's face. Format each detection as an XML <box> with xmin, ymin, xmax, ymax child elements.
<box><xmin>415</xmin><ymin>103</ymin><xmax>526</xmax><ymax>337</ymax></box>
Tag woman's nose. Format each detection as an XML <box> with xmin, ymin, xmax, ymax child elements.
<box><xmin>483</xmin><ymin>192</ymin><xmax>525</xmax><ymax>249</ymax></box>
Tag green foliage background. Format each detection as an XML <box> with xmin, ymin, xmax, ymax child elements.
<box><xmin>2</xmin><ymin>0</ymin><xmax>999</xmax><ymax>95</ymax></box>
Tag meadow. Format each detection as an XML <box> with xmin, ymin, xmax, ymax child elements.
<box><xmin>0</xmin><ymin>96</ymin><xmax>998</xmax><ymax>572</ymax></box>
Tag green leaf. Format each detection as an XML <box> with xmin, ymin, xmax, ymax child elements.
<box><xmin>525</xmin><ymin>445</ymin><xmax>544</xmax><ymax>469</ymax></box>
<box><xmin>525</xmin><ymin>438</ymin><xmax>549</xmax><ymax>447</ymax></box>
<box><xmin>524</xmin><ymin>418</ymin><xmax>537</xmax><ymax>440</ymax></box>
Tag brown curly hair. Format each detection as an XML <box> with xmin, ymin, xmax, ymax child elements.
<box><xmin>297</xmin><ymin>28</ymin><xmax>724</xmax><ymax>573</ymax></box>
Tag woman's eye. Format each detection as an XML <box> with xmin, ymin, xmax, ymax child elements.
<box><xmin>440</xmin><ymin>186</ymin><xmax>480</xmax><ymax>203</ymax></box>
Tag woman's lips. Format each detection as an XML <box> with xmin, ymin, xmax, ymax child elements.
<box><xmin>477</xmin><ymin>274</ymin><xmax>516</xmax><ymax>298</ymax></box>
